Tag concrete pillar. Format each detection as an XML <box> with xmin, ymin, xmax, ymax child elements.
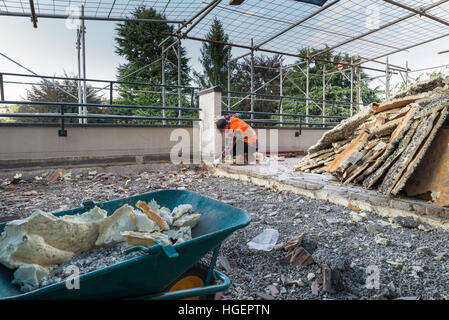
<box><xmin>198</xmin><ymin>86</ymin><xmax>222</xmax><ymax>164</ymax></box>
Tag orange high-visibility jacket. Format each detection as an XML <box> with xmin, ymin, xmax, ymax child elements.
<box><xmin>229</xmin><ymin>117</ymin><xmax>258</xmax><ymax>144</ymax></box>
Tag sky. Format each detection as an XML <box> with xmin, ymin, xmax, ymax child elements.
<box><xmin>1</xmin><ymin>14</ymin><xmax>449</xmax><ymax>102</ymax></box>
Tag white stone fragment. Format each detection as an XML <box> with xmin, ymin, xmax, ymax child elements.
<box><xmin>164</xmin><ymin>227</ymin><xmax>192</xmax><ymax>244</ymax></box>
<box><xmin>172</xmin><ymin>213</ymin><xmax>201</xmax><ymax>229</ymax></box>
<box><xmin>148</xmin><ymin>199</ymin><xmax>160</xmax><ymax>211</ymax></box>
<box><xmin>133</xmin><ymin>210</ymin><xmax>160</xmax><ymax>233</ymax></box>
<box><xmin>95</xmin><ymin>205</ymin><xmax>137</xmax><ymax>246</ymax></box>
<box><xmin>159</xmin><ymin>207</ymin><xmax>173</xmax><ymax>226</ymax></box>
<box><xmin>172</xmin><ymin>204</ymin><xmax>193</xmax><ymax>220</ymax></box>
<box><xmin>12</xmin><ymin>264</ymin><xmax>49</xmax><ymax>292</ymax></box>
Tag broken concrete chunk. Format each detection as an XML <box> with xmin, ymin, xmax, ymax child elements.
<box><xmin>374</xmin><ymin>234</ymin><xmax>390</xmax><ymax>246</ymax></box>
<box><xmin>172</xmin><ymin>204</ymin><xmax>193</xmax><ymax>220</ymax></box>
<box><xmin>12</xmin><ymin>264</ymin><xmax>49</xmax><ymax>293</ymax></box>
<box><xmin>133</xmin><ymin>210</ymin><xmax>160</xmax><ymax>233</ymax></box>
<box><xmin>172</xmin><ymin>213</ymin><xmax>201</xmax><ymax>229</ymax></box>
<box><xmin>136</xmin><ymin>201</ymin><xmax>170</xmax><ymax>231</ymax></box>
<box><xmin>393</xmin><ymin>216</ymin><xmax>418</xmax><ymax>229</ymax></box>
<box><xmin>95</xmin><ymin>204</ymin><xmax>137</xmax><ymax>247</ymax></box>
<box><xmin>159</xmin><ymin>207</ymin><xmax>174</xmax><ymax>226</ymax></box>
<box><xmin>164</xmin><ymin>227</ymin><xmax>192</xmax><ymax>244</ymax></box>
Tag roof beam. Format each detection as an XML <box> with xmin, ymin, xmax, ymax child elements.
<box><xmin>0</xmin><ymin>11</ymin><xmax>184</xmax><ymax>23</ymax></box>
<box><xmin>28</xmin><ymin>0</ymin><xmax>37</xmax><ymax>28</ymax></box>
<box><xmin>359</xmin><ymin>31</ymin><xmax>449</xmax><ymax>65</ymax></box>
<box><xmin>310</xmin><ymin>0</ymin><xmax>449</xmax><ymax>58</ymax></box>
<box><xmin>383</xmin><ymin>0</ymin><xmax>449</xmax><ymax>28</ymax></box>
<box><xmin>253</xmin><ymin>0</ymin><xmax>340</xmax><ymax>51</ymax></box>
<box><xmin>163</xmin><ymin>32</ymin><xmax>393</xmax><ymax>73</ymax></box>
<box><xmin>159</xmin><ymin>0</ymin><xmax>222</xmax><ymax>47</ymax></box>
<box><xmin>181</xmin><ymin>0</ymin><xmax>222</xmax><ymax>38</ymax></box>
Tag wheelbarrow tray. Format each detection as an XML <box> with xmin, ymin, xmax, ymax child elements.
<box><xmin>0</xmin><ymin>189</ymin><xmax>251</xmax><ymax>300</ymax></box>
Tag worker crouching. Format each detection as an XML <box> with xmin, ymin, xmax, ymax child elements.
<box><xmin>215</xmin><ymin>114</ymin><xmax>258</xmax><ymax>165</ymax></box>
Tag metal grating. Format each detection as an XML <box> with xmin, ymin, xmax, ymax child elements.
<box><xmin>1</xmin><ymin>0</ymin><xmax>449</xmax><ymax>60</ymax></box>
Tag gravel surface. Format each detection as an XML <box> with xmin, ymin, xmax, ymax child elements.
<box><xmin>1</xmin><ymin>164</ymin><xmax>449</xmax><ymax>300</ymax></box>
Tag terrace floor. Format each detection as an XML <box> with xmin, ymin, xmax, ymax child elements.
<box><xmin>0</xmin><ymin>162</ymin><xmax>448</xmax><ymax>300</ymax></box>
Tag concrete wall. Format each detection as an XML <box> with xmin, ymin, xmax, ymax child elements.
<box><xmin>0</xmin><ymin>124</ymin><xmax>326</xmax><ymax>169</ymax></box>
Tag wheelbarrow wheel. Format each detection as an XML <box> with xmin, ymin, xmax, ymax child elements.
<box><xmin>165</xmin><ymin>261</ymin><xmax>216</xmax><ymax>300</ymax></box>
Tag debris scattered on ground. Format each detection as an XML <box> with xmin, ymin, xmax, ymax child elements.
<box><xmin>247</xmin><ymin>228</ymin><xmax>279</xmax><ymax>251</ymax></box>
<box><xmin>1</xmin><ymin>165</ymin><xmax>449</xmax><ymax>300</ymax></box>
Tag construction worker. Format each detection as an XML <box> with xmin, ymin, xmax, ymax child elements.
<box><xmin>214</xmin><ymin>114</ymin><xmax>258</xmax><ymax>164</ymax></box>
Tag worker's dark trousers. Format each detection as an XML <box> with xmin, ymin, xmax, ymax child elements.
<box><xmin>232</xmin><ymin>140</ymin><xmax>258</xmax><ymax>163</ymax></box>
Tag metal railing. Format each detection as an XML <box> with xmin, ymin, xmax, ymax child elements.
<box><xmin>0</xmin><ymin>72</ymin><xmax>202</xmax><ymax>135</ymax></box>
<box><xmin>0</xmin><ymin>100</ymin><xmax>201</xmax><ymax>136</ymax></box>
<box><xmin>0</xmin><ymin>72</ymin><xmax>355</xmax><ymax>135</ymax></box>
<box><xmin>222</xmin><ymin>90</ymin><xmax>354</xmax><ymax>130</ymax></box>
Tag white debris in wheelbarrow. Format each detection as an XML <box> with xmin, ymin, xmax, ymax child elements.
<box><xmin>0</xmin><ymin>200</ymin><xmax>201</xmax><ymax>293</ymax></box>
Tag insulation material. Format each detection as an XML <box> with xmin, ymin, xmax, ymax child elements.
<box><xmin>0</xmin><ymin>199</ymin><xmax>201</xmax><ymax>292</ymax></box>
<box><xmin>295</xmin><ymin>76</ymin><xmax>449</xmax><ymax>199</ymax></box>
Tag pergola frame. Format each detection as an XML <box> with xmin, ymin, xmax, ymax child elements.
<box><xmin>1</xmin><ymin>0</ymin><xmax>449</xmax><ymax>123</ymax></box>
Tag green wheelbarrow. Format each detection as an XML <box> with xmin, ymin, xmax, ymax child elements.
<box><xmin>0</xmin><ymin>189</ymin><xmax>251</xmax><ymax>300</ymax></box>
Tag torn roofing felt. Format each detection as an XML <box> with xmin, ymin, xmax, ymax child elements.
<box><xmin>295</xmin><ymin>76</ymin><xmax>449</xmax><ymax>201</ymax></box>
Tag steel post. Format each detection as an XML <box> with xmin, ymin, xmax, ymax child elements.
<box><xmin>280</xmin><ymin>59</ymin><xmax>283</xmax><ymax>127</ymax></box>
<box><xmin>77</xmin><ymin>27</ymin><xmax>82</xmax><ymax>124</ymax></box>
<box><xmin>306</xmin><ymin>59</ymin><xmax>310</xmax><ymax>124</ymax></box>
<box><xmin>405</xmin><ymin>61</ymin><xmax>409</xmax><ymax>90</ymax></box>
<box><xmin>322</xmin><ymin>65</ymin><xmax>326</xmax><ymax>126</ymax></box>
<box><xmin>162</xmin><ymin>45</ymin><xmax>166</xmax><ymax>125</ymax></box>
<box><xmin>81</xmin><ymin>5</ymin><xmax>87</xmax><ymax>124</ymax></box>
<box><xmin>385</xmin><ymin>57</ymin><xmax>390</xmax><ymax>99</ymax></box>
<box><xmin>227</xmin><ymin>51</ymin><xmax>231</xmax><ymax>111</ymax></box>
<box><xmin>350</xmin><ymin>58</ymin><xmax>354</xmax><ymax>116</ymax></box>
<box><xmin>59</xmin><ymin>105</ymin><xmax>67</xmax><ymax>137</ymax></box>
<box><xmin>0</xmin><ymin>73</ymin><xmax>4</xmax><ymax>100</ymax></box>
<box><xmin>178</xmin><ymin>38</ymin><xmax>182</xmax><ymax>125</ymax></box>
<box><xmin>250</xmin><ymin>39</ymin><xmax>254</xmax><ymax>120</ymax></box>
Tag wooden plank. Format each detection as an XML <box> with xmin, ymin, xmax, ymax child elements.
<box><xmin>368</xmin><ymin>119</ymin><xmax>420</xmax><ymax>191</ymax></box>
<box><xmin>374</xmin><ymin>92</ymin><xmax>432</xmax><ymax>114</ymax></box>
<box><xmin>308</xmin><ymin>106</ymin><xmax>373</xmax><ymax>154</ymax></box>
<box><xmin>326</xmin><ymin>130</ymin><xmax>370</xmax><ymax>174</ymax></box>
<box><xmin>378</xmin><ymin>112</ymin><xmax>439</xmax><ymax>195</ymax></box>
<box><xmin>392</xmin><ymin>106</ymin><xmax>449</xmax><ymax>196</ymax></box>
<box><xmin>360</xmin><ymin>106</ymin><xmax>418</xmax><ymax>188</ymax></box>
<box><xmin>404</xmin><ymin>125</ymin><xmax>449</xmax><ymax>205</ymax></box>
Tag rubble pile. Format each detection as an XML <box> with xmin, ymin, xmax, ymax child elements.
<box><xmin>295</xmin><ymin>77</ymin><xmax>449</xmax><ymax>197</ymax></box>
<box><xmin>0</xmin><ymin>200</ymin><xmax>200</xmax><ymax>292</ymax></box>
